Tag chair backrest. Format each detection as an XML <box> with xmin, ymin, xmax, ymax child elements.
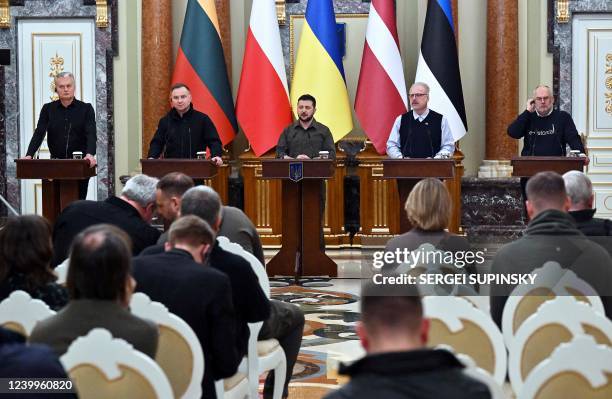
<box><xmin>60</xmin><ymin>328</ymin><xmax>174</xmax><ymax>399</ymax></box>
<box><xmin>0</xmin><ymin>290</ymin><xmax>55</xmax><ymax>337</ymax></box>
<box><xmin>518</xmin><ymin>335</ymin><xmax>612</xmax><ymax>399</ymax></box>
<box><xmin>55</xmin><ymin>258</ymin><xmax>69</xmax><ymax>285</ymax></box>
<box><xmin>508</xmin><ymin>296</ymin><xmax>612</xmax><ymax>393</ymax></box>
<box><xmin>217</xmin><ymin>235</ymin><xmax>270</xmax><ymax>298</ymax></box>
<box><xmin>502</xmin><ymin>261</ymin><xmax>604</xmax><ymax>347</ymax></box>
<box><xmin>424</xmin><ymin>296</ymin><xmax>507</xmax><ymax>385</ymax></box>
<box><xmin>130</xmin><ymin>292</ymin><xmax>203</xmax><ymax>399</ymax></box>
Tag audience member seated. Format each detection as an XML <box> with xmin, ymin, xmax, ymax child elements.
<box><xmin>52</xmin><ymin>174</ymin><xmax>161</xmax><ymax>265</ymax></box>
<box><xmin>154</xmin><ymin>172</ymin><xmax>194</xmax><ymax>243</ymax></box>
<box><xmin>0</xmin><ymin>215</ymin><xmax>68</xmax><ymax>310</ymax></box>
<box><xmin>563</xmin><ymin>170</ymin><xmax>612</xmax><ymax>236</ymax></box>
<box><xmin>490</xmin><ymin>171</ymin><xmax>612</xmax><ymax>326</ymax></box>
<box><xmin>152</xmin><ymin>179</ymin><xmax>265</xmax><ymax>264</ymax></box>
<box><xmin>30</xmin><ymin>224</ymin><xmax>158</xmax><ymax>358</ymax></box>
<box><xmin>132</xmin><ymin>215</ymin><xmax>240</xmax><ymax>399</ymax></box>
<box><xmin>324</xmin><ymin>282</ymin><xmax>491</xmax><ymax>399</ymax></box>
<box><xmin>180</xmin><ymin>186</ymin><xmax>303</xmax><ymax>399</ymax></box>
<box><xmin>0</xmin><ymin>326</ymin><xmax>76</xmax><ymax>399</ymax></box>
<box><xmin>383</xmin><ymin>178</ymin><xmax>477</xmax><ymax>278</ymax></box>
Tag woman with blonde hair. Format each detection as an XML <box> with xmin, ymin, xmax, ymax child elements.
<box><xmin>383</xmin><ymin>178</ymin><xmax>477</xmax><ymax>278</ymax></box>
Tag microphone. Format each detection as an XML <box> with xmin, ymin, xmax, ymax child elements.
<box><xmin>401</xmin><ymin>118</ymin><xmax>412</xmax><ymax>158</ymax></box>
<box><xmin>188</xmin><ymin>126</ymin><xmax>192</xmax><ymax>159</ymax></box>
<box><xmin>530</xmin><ymin>130</ymin><xmax>537</xmax><ymax>156</ymax></box>
<box><xmin>553</xmin><ymin>123</ymin><xmax>564</xmax><ymax>155</ymax></box>
<box><xmin>426</xmin><ymin>128</ymin><xmax>434</xmax><ymax>158</ymax></box>
<box><xmin>64</xmin><ymin>121</ymin><xmax>72</xmax><ymax>159</ymax></box>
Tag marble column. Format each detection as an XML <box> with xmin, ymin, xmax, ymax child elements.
<box><xmin>486</xmin><ymin>0</ymin><xmax>518</xmax><ymax>159</ymax></box>
<box><xmin>141</xmin><ymin>0</ymin><xmax>173</xmax><ymax>157</ymax></box>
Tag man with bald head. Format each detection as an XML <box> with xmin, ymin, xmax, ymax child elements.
<box><xmin>490</xmin><ymin>171</ymin><xmax>612</xmax><ymax>325</ymax></box>
<box><xmin>508</xmin><ymin>85</ymin><xmax>588</xmax><ymax>162</ymax></box>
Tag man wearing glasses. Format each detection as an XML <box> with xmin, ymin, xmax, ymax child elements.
<box><xmin>507</xmin><ymin>85</ymin><xmax>588</xmax><ymax>163</ymax></box>
<box><xmin>386</xmin><ymin>82</ymin><xmax>455</xmax><ymax>159</ymax></box>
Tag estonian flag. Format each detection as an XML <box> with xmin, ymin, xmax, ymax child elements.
<box><xmin>415</xmin><ymin>0</ymin><xmax>467</xmax><ymax>141</ymax></box>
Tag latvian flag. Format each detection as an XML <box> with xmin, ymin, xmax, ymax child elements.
<box><xmin>355</xmin><ymin>0</ymin><xmax>408</xmax><ymax>154</ymax></box>
<box><xmin>172</xmin><ymin>0</ymin><xmax>237</xmax><ymax>145</ymax></box>
<box><xmin>415</xmin><ymin>0</ymin><xmax>467</xmax><ymax>141</ymax></box>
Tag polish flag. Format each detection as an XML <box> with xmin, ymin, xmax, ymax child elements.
<box><xmin>236</xmin><ymin>0</ymin><xmax>292</xmax><ymax>156</ymax></box>
<box><xmin>355</xmin><ymin>0</ymin><xmax>408</xmax><ymax>154</ymax></box>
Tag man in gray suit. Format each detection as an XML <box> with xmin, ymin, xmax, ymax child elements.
<box><xmin>30</xmin><ymin>224</ymin><xmax>158</xmax><ymax>358</ymax></box>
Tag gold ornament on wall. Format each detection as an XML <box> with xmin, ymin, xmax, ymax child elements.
<box><xmin>556</xmin><ymin>0</ymin><xmax>570</xmax><ymax>24</ymax></box>
<box><xmin>606</xmin><ymin>54</ymin><xmax>612</xmax><ymax>115</ymax></box>
<box><xmin>276</xmin><ymin>0</ymin><xmax>286</xmax><ymax>25</ymax></box>
<box><xmin>0</xmin><ymin>0</ymin><xmax>10</xmax><ymax>29</ymax></box>
<box><xmin>95</xmin><ymin>0</ymin><xmax>109</xmax><ymax>28</ymax></box>
<box><xmin>49</xmin><ymin>52</ymin><xmax>65</xmax><ymax>101</ymax></box>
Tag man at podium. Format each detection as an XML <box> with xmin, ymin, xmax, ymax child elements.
<box><xmin>386</xmin><ymin>82</ymin><xmax>454</xmax><ymax>159</ymax></box>
<box><xmin>22</xmin><ymin>71</ymin><xmax>97</xmax><ymax>199</ymax></box>
<box><xmin>507</xmin><ymin>85</ymin><xmax>588</xmax><ymax>164</ymax></box>
<box><xmin>275</xmin><ymin>94</ymin><xmax>335</xmax><ymax>160</ymax></box>
<box><xmin>147</xmin><ymin>83</ymin><xmax>223</xmax><ymax>166</ymax></box>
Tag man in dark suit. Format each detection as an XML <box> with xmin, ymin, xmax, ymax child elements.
<box><xmin>132</xmin><ymin>215</ymin><xmax>240</xmax><ymax>399</ymax></box>
<box><xmin>181</xmin><ymin>186</ymin><xmax>304</xmax><ymax>399</ymax></box>
<box><xmin>0</xmin><ymin>327</ymin><xmax>77</xmax><ymax>399</ymax></box>
<box><xmin>52</xmin><ymin>174</ymin><xmax>161</xmax><ymax>265</ymax></box>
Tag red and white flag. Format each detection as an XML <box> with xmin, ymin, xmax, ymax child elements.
<box><xmin>236</xmin><ymin>0</ymin><xmax>292</xmax><ymax>156</ymax></box>
<box><xmin>355</xmin><ymin>0</ymin><xmax>408</xmax><ymax>154</ymax></box>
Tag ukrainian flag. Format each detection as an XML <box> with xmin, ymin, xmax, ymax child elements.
<box><xmin>291</xmin><ymin>0</ymin><xmax>354</xmax><ymax>141</ymax></box>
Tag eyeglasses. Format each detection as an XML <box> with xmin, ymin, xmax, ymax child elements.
<box><xmin>408</xmin><ymin>93</ymin><xmax>427</xmax><ymax>99</ymax></box>
<box><xmin>535</xmin><ymin>96</ymin><xmax>550</xmax><ymax>102</ymax></box>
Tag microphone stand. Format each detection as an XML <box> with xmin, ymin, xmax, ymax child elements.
<box><xmin>0</xmin><ymin>194</ymin><xmax>19</xmax><ymax>216</ymax></box>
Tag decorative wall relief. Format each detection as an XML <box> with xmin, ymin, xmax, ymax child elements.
<box><xmin>605</xmin><ymin>53</ymin><xmax>612</xmax><ymax>115</ymax></box>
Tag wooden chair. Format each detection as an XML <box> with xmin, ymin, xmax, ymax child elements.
<box><xmin>60</xmin><ymin>328</ymin><xmax>174</xmax><ymax>399</ymax></box>
<box><xmin>508</xmin><ymin>296</ymin><xmax>612</xmax><ymax>393</ymax></box>
<box><xmin>130</xmin><ymin>292</ymin><xmax>203</xmax><ymax>399</ymax></box>
<box><xmin>424</xmin><ymin>296</ymin><xmax>507</xmax><ymax>385</ymax></box>
<box><xmin>0</xmin><ymin>290</ymin><xmax>55</xmax><ymax>337</ymax></box>
<box><xmin>502</xmin><ymin>261</ymin><xmax>604</xmax><ymax>348</ymax></box>
<box><xmin>518</xmin><ymin>335</ymin><xmax>612</xmax><ymax>399</ymax></box>
<box><xmin>218</xmin><ymin>236</ymin><xmax>286</xmax><ymax>399</ymax></box>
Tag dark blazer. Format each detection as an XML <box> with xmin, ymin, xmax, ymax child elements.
<box><xmin>0</xmin><ymin>327</ymin><xmax>77</xmax><ymax>399</ymax></box>
<box><xmin>52</xmin><ymin>196</ymin><xmax>161</xmax><ymax>266</ymax></box>
<box><xmin>29</xmin><ymin>299</ymin><xmax>158</xmax><ymax>358</ymax></box>
<box><xmin>132</xmin><ymin>249</ymin><xmax>240</xmax><ymax>399</ymax></box>
<box><xmin>207</xmin><ymin>241</ymin><xmax>270</xmax><ymax>358</ymax></box>
<box><xmin>325</xmin><ymin>349</ymin><xmax>490</xmax><ymax>399</ymax></box>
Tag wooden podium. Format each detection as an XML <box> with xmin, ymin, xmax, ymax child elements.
<box><xmin>140</xmin><ymin>159</ymin><xmax>218</xmax><ymax>179</ymax></box>
<box><xmin>262</xmin><ymin>159</ymin><xmax>337</xmax><ymax>279</ymax></box>
<box><xmin>511</xmin><ymin>156</ymin><xmax>585</xmax><ymax>177</ymax></box>
<box><xmin>140</xmin><ymin>158</ymin><xmax>232</xmax><ymax>204</ymax></box>
<box><xmin>382</xmin><ymin>159</ymin><xmax>456</xmax><ymax>233</ymax></box>
<box><xmin>15</xmin><ymin>159</ymin><xmax>96</xmax><ymax>224</ymax></box>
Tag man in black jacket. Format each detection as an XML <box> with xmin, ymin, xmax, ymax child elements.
<box><xmin>563</xmin><ymin>170</ymin><xmax>612</xmax><ymax>236</ymax></box>
<box><xmin>148</xmin><ymin>83</ymin><xmax>223</xmax><ymax>165</ymax></box>
<box><xmin>324</xmin><ymin>283</ymin><xmax>490</xmax><ymax>399</ymax></box>
<box><xmin>132</xmin><ymin>216</ymin><xmax>240</xmax><ymax>399</ymax></box>
<box><xmin>507</xmin><ymin>85</ymin><xmax>588</xmax><ymax>162</ymax></box>
<box><xmin>52</xmin><ymin>174</ymin><xmax>160</xmax><ymax>265</ymax></box>
<box><xmin>181</xmin><ymin>186</ymin><xmax>304</xmax><ymax>399</ymax></box>
<box><xmin>22</xmin><ymin>71</ymin><xmax>97</xmax><ymax>199</ymax></box>
<box><xmin>490</xmin><ymin>172</ymin><xmax>612</xmax><ymax>326</ymax></box>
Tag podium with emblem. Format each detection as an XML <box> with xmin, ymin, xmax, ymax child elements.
<box><xmin>261</xmin><ymin>159</ymin><xmax>337</xmax><ymax>279</ymax></box>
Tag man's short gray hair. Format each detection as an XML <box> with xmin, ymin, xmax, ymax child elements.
<box><xmin>121</xmin><ymin>174</ymin><xmax>158</xmax><ymax>208</ymax></box>
<box><xmin>533</xmin><ymin>84</ymin><xmax>553</xmax><ymax>98</ymax></box>
<box><xmin>411</xmin><ymin>82</ymin><xmax>430</xmax><ymax>94</ymax></box>
<box><xmin>180</xmin><ymin>185</ymin><xmax>222</xmax><ymax>227</ymax></box>
<box><xmin>55</xmin><ymin>72</ymin><xmax>75</xmax><ymax>83</ymax></box>
<box><xmin>563</xmin><ymin>170</ymin><xmax>592</xmax><ymax>207</ymax></box>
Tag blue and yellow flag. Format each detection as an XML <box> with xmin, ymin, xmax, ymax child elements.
<box><xmin>291</xmin><ymin>0</ymin><xmax>353</xmax><ymax>141</ymax></box>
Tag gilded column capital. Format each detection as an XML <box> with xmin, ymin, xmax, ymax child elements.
<box><xmin>0</xmin><ymin>0</ymin><xmax>10</xmax><ymax>29</ymax></box>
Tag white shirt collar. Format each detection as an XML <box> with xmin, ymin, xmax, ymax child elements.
<box><xmin>536</xmin><ymin>108</ymin><xmax>554</xmax><ymax>117</ymax></box>
<box><xmin>412</xmin><ymin>109</ymin><xmax>430</xmax><ymax>121</ymax></box>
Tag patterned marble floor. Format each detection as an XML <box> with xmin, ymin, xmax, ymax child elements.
<box><xmin>269</xmin><ymin>278</ymin><xmax>364</xmax><ymax>398</ymax></box>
